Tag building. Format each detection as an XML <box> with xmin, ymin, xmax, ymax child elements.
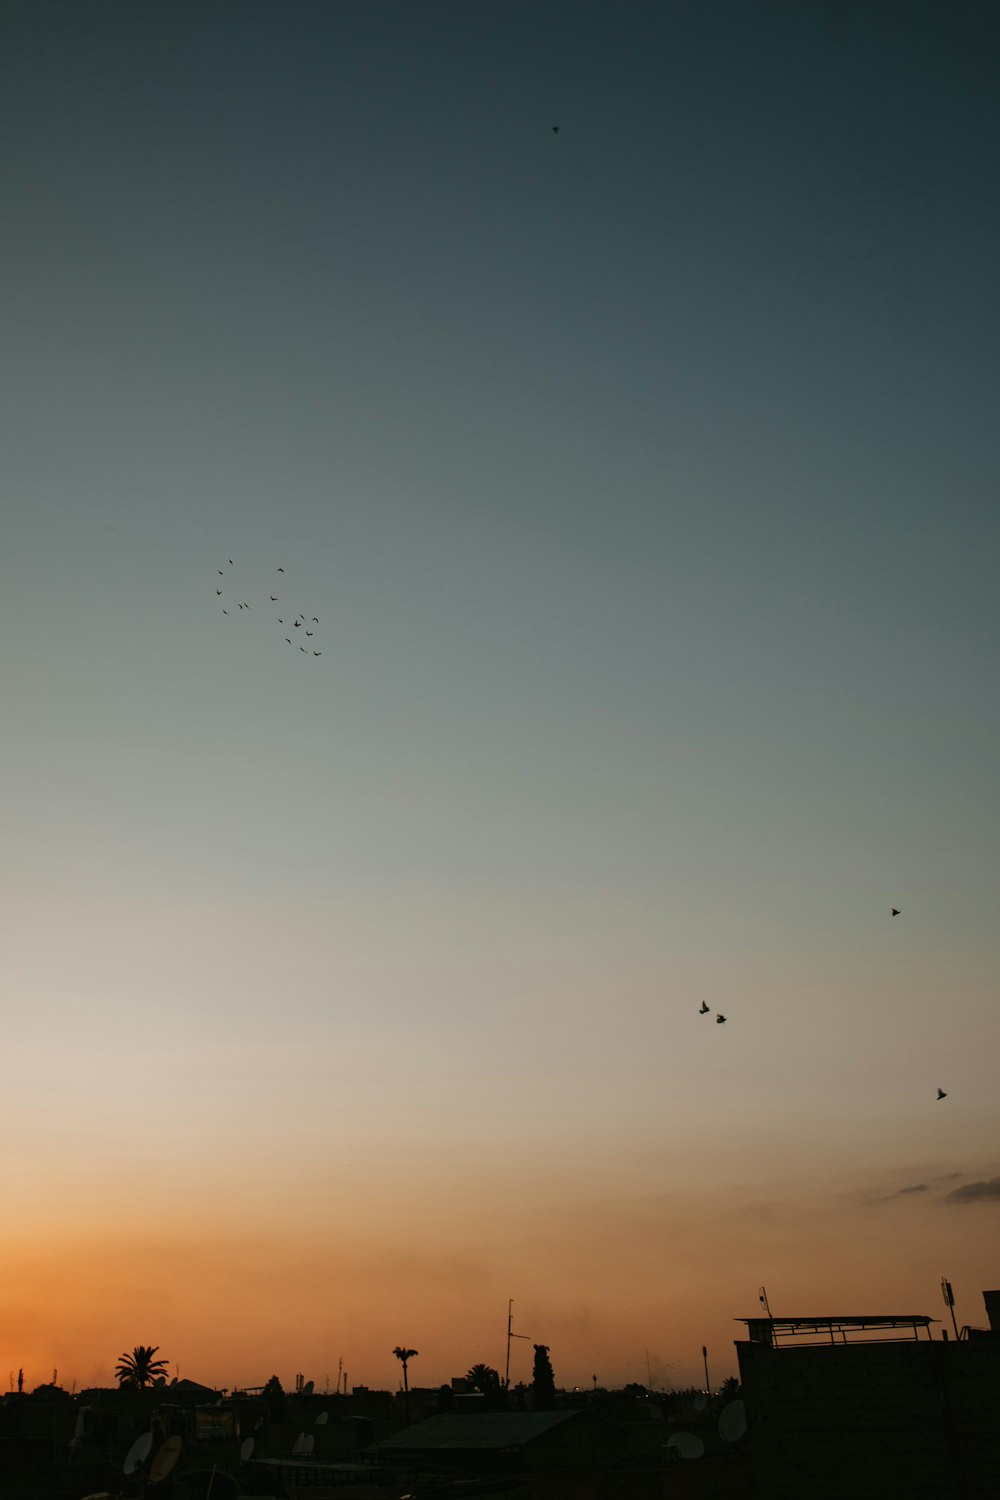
<box><xmin>735</xmin><ymin>1296</ymin><xmax>1000</xmax><ymax>1498</ymax></box>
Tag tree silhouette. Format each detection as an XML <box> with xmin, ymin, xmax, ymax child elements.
<box><xmin>262</xmin><ymin>1374</ymin><xmax>287</xmax><ymax>1420</ymax></box>
<box><xmin>531</xmin><ymin>1344</ymin><xmax>556</xmax><ymax>1410</ymax></box>
<box><xmin>393</xmin><ymin>1347</ymin><xmax>418</xmax><ymax>1424</ymax></box>
<box><xmin>115</xmin><ymin>1346</ymin><xmax>169</xmax><ymax>1391</ymax></box>
<box><xmin>465</xmin><ymin>1363</ymin><xmax>501</xmax><ymax>1394</ymax></box>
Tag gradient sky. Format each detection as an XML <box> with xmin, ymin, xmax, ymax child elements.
<box><xmin>2</xmin><ymin>0</ymin><xmax>999</xmax><ymax>1396</ymax></box>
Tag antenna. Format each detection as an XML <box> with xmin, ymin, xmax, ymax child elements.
<box><xmin>941</xmin><ymin>1276</ymin><xmax>959</xmax><ymax>1339</ymax></box>
<box><xmin>504</xmin><ymin>1299</ymin><xmax>532</xmax><ymax>1389</ymax></box>
<box><xmin>758</xmin><ymin>1286</ymin><xmax>772</xmax><ymax>1318</ymax></box>
<box><xmin>702</xmin><ymin>1344</ymin><xmax>710</xmax><ymax>1393</ymax></box>
<box><xmin>666</xmin><ymin>1432</ymin><xmax>705</xmax><ymax>1460</ymax></box>
<box><xmin>149</xmin><ymin>1435</ymin><xmax>182</xmax><ymax>1485</ymax></box>
<box><xmin>123</xmin><ymin>1433</ymin><xmax>153</xmax><ymax>1475</ymax></box>
<box><xmin>718</xmin><ymin>1399</ymin><xmax>748</xmax><ymax>1443</ymax></box>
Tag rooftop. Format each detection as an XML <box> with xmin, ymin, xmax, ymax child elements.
<box><xmin>737</xmin><ymin>1315</ymin><xmax>936</xmax><ymax>1346</ymax></box>
<box><xmin>378</xmin><ymin>1410</ymin><xmax>583</xmax><ymax>1451</ymax></box>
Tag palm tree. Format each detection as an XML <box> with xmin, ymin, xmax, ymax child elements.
<box><xmin>466</xmin><ymin>1363</ymin><xmax>501</xmax><ymax>1394</ymax></box>
<box><xmin>393</xmin><ymin>1346</ymin><xmax>418</xmax><ymax>1424</ymax></box>
<box><xmin>115</xmin><ymin>1345</ymin><xmax>169</xmax><ymax>1391</ymax></box>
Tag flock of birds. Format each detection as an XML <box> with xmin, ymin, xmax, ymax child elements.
<box><xmin>215</xmin><ymin>559</ymin><xmax>323</xmax><ymax>658</ymax></box>
<box><xmin>215</xmin><ymin>556</ymin><xmax>948</xmax><ymax>1105</ymax></box>
<box><xmin>698</xmin><ymin>907</ymin><xmax>949</xmax><ymax>1102</ymax></box>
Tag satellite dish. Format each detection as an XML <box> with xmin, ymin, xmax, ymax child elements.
<box><xmin>292</xmin><ymin>1432</ymin><xmax>306</xmax><ymax>1454</ymax></box>
<box><xmin>124</xmin><ymin>1432</ymin><xmax>153</xmax><ymax>1474</ymax></box>
<box><xmin>666</xmin><ymin>1432</ymin><xmax>705</xmax><ymax>1460</ymax></box>
<box><xmin>149</xmin><ymin>1435</ymin><xmax>182</xmax><ymax>1484</ymax></box>
<box><xmin>302</xmin><ymin>1379</ymin><xmax>314</xmax><ymax>1397</ymax></box>
<box><xmin>240</xmin><ymin>1436</ymin><xmax>255</xmax><ymax>1461</ymax></box>
<box><xmin>718</xmin><ymin>1399</ymin><xmax>747</xmax><ymax>1442</ymax></box>
<box><xmin>315</xmin><ymin>1410</ymin><xmax>328</xmax><ymax>1425</ymax></box>
<box><xmin>302</xmin><ymin>1433</ymin><xmax>315</xmax><ymax>1454</ymax></box>
<box><xmin>692</xmin><ymin>1392</ymin><xmax>707</xmax><ymax>1413</ymax></box>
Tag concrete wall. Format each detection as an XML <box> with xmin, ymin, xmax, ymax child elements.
<box><xmin>736</xmin><ymin>1336</ymin><xmax>1000</xmax><ymax>1499</ymax></box>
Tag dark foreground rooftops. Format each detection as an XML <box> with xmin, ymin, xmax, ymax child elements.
<box><xmin>378</xmin><ymin>1410</ymin><xmax>583</xmax><ymax>1451</ymax></box>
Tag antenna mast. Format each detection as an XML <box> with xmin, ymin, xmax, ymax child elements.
<box><xmin>504</xmin><ymin>1299</ymin><xmax>532</xmax><ymax>1390</ymax></box>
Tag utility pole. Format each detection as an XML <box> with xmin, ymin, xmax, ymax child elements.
<box><xmin>702</xmin><ymin>1346</ymin><xmax>710</xmax><ymax>1394</ymax></box>
<box><xmin>504</xmin><ymin>1299</ymin><xmax>532</xmax><ymax>1390</ymax></box>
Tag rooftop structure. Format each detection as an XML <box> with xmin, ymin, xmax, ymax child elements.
<box><xmin>737</xmin><ymin>1314</ymin><xmax>935</xmax><ymax>1347</ymax></box>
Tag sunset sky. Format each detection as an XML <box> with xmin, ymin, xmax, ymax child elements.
<box><xmin>2</xmin><ymin>0</ymin><xmax>998</xmax><ymax>1396</ymax></box>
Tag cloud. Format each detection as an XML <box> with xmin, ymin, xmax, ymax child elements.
<box><xmin>874</xmin><ymin>1183</ymin><xmax>929</xmax><ymax>1203</ymax></box>
<box><xmin>945</xmin><ymin>1176</ymin><xmax>1000</xmax><ymax>1204</ymax></box>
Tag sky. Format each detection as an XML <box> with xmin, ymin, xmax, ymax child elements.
<box><xmin>1</xmin><ymin>0</ymin><xmax>999</xmax><ymax>1396</ymax></box>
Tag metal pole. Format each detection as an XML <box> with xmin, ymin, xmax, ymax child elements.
<box><xmin>505</xmin><ymin>1299</ymin><xmax>513</xmax><ymax>1390</ymax></box>
<box><xmin>702</xmin><ymin>1346</ymin><xmax>710</xmax><ymax>1394</ymax></box>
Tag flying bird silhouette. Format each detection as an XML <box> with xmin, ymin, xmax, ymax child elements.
<box><xmin>218</xmin><ymin>570</ymin><xmax>224</xmax><ymax>576</ymax></box>
<box><xmin>300</xmin><ymin>646</ymin><xmax>307</xmax><ymax>652</ymax></box>
<box><xmin>716</xmin><ymin>1014</ymin><xmax>727</xmax><ymax>1024</ymax></box>
<box><xmin>216</xmin><ymin>590</ymin><xmax>222</xmax><ymax>595</ymax></box>
<box><xmin>277</xmin><ymin>567</ymin><xmax>284</xmax><ymax>572</ymax></box>
<box><xmin>270</xmin><ymin>596</ymin><xmax>278</xmax><ymax>602</ymax></box>
<box><xmin>306</xmin><ymin>631</ymin><xmax>313</xmax><ymax>637</ymax></box>
<box><xmin>285</xmin><ymin>638</ymin><xmax>291</xmax><ymax>644</ymax></box>
<box><xmin>892</xmin><ymin>908</ymin><xmax>900</xmax><ymax>916</ymax></box>
<box><xmin>312</xmin><ymin>617</ymin><xmax>318</xmax><ymax>623</ymax></box>
<box><xmin>294</xmin><ymin>621</ymin><xmax>301</xmax><ymax>627</ymax></box>
<box><xmin>937</xmin><ymin>1089</ymin><xmax>947</xmax><ymax>1100</ymax></box>
<box><xmin>229</xmin><ymin>559</ymin><xmax>233</xmax><ymax>565</ymax></box>
<box><xmin>222</xmin><ymin>610</ymin><xmax>228</xmax><ymax>615</ymax></box>
<box><xmin>313</xmin><ymin>651</ymin><xmax>321</xmax><ymax>656</ymax></box>
<box><xmin>552</xmin><ymin>125</ymin><xmax>559</xmax><ymax>134</ymax></box>
<box><xmin>699</xmin><ymin>1002</ymin><xmax>710</xmax><ymax>1014</ymax></box>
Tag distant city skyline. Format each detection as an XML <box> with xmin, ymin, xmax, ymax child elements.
<box><xmin>1</xmin><ymin>0</ymin><xmax>998</xmax><ymax>1394</ymax></box>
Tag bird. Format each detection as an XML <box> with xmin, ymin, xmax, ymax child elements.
<box><xmin>699</xmin><ymin>1002</ymin><xmax>710</xmax><ymax>1015</ymax></box>
<box><xmin>313</xmin><ymin>651</ymin><xmax>321</xmax><ymax>656</ymax></box>
<box><xmin>892</xmin><ymin>908</ymin><xmax>900</xmax><ymax>916</ymax></box>
<box><xmin>306</xmin><ymin>631</ymin><xmax>313</xmax><ymax>637</ymax></box>
<box><xmin>278</xmin><ymin>618</ymin><xmax>283</xmax><ymax>623</ymax></box>
<box><xmin>218</xmin><ymin>570</ymin><xmax>224</xmax><ymax>576</ymax></box>
<box><xmin>270</xmin><ymin>596</ymin><xmax>278</xmax><ymax>602</ymax></box>
<box><xmin>223</xmin><ymin>609</ymin><xmax>228</xmax><ymax>615</ymax></box>
<box><xmin>300</xmin><ymin>646</ymin><xmax>307</xmax><ymax>652</ymax></box>
<box><xmin>552</xmin><ymin>125</ymin><xmax>559</xmax><ymax>134</ymax></box>
<box><xmin>312</xmin><ymin>617</ymin><xmax>318</xmax><ymax>623</ymax></box>
<box><xmin>294</xmin><ymin>620</ymin><xmax>301</xmax><ymax>628</ymax></box>
<box><xmin>229</xmin><ymin>559</ymin><xmax>233</xmax><ymax>565</ymax></box>
<box><xmin>937</xmin><ymin>1089</ymin><xmax>947</xmax><ymax>1100</ymax></box>
<box><xmin>277</xmin><ymin>567</ymin><xmax>284</xmax><ymax>572</ymax></box>
<box><xmin>242</xmin><ymin>602</ymin><xmax>249</xmax><ymax>609</ymax></box>
<box><xmin>216</xmin><ymin>590</ymin><xmax>222</xmax><ymax>595</ymax></box>
<box><xmin>238</xmin><ymin>604</ymin><xmax>244</xmax><ymax>610</ymax></box>
<box><xmin>716</xmin><ymin>1014</ymin><xmax>727</xmax><ymax>1024</ymax></box>
<box><xmin>285</xmin><ymin>638</ymin><xmax>291</xmax><ymax>644</ymax></box>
